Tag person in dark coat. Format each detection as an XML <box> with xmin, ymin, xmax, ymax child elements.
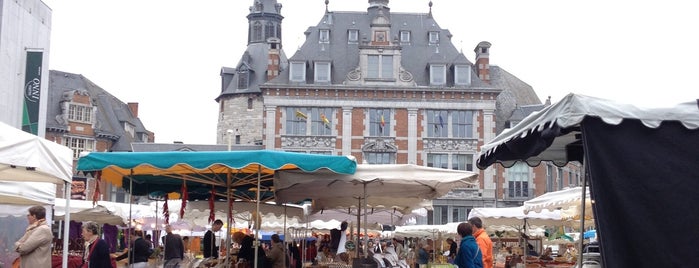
<box><xmin>81</xmin><ymin>221</ymin><xmax>113</xmax><ymax>268</ymax></box>
<box><xmin>203</xmin><ymin>219</ymin><xmax>223</xmax><ymax>259</ymax></box>
<box><xmin>115</xmin><ymin>230</ymin><xmax>151</xmax><ymax>268</ymax></box>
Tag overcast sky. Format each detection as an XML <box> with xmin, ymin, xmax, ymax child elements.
<box><xmin>43</xmin><ymin>0</ymin><xmax>698</xmax><ymax>145</ymax></box>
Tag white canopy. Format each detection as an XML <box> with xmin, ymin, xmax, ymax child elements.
<box><xmin>54</xmin><ymin>198</ymin><xmax>155</xmax><ymax>225</ymax></box>
<box><xmin>468</xmin><ymin>206</ymin><xmax>562</xmax><ymax>228</ymax></box>
<box><xmin>523</xmin><ymin>187</ymin><xmax>593</xmax><ymax>221</ymax></box>
<box><xmin>275</xmin><ymin>164</ymin><xmax>478</xmax><ymax>214</ymax></box>
<box><xmin>0</xmin><ymin>121</ymin><xmax>73</xmax><ymax>184</ymax></box>
<box><xmin>0</xmin><ymin>181</ymin><xmax>55</xmax><ymax>205</ymax></box>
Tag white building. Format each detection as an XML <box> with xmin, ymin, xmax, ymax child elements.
<box><xmin>0</xmin><ymin>0</ymin><xmax>52</xmax><ymax>136</ymax></box>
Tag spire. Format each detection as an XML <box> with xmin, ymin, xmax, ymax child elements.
<box><xmin>325</xmin><ymin>0</ymin><xmax>329</xmax><ymax>13</ymax></box>
<box><xmin>428</xmin><ymin>1</ymin><xmax>433</xmax><ymax>18</ymax></box>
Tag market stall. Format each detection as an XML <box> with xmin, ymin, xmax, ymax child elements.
<box><xmin>476</xmin><ymin>93</ymin><xmax>699</xmax><ymax>267</ymax></box>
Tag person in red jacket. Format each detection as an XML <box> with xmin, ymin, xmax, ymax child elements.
<box><xmin>468</xmin><ymin>217</ymin><xmax>493</xmax><ymax>268</ymax></box>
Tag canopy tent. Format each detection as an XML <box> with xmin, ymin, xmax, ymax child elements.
<box><xmin>148</xmin><ymin>199</ymin><xmax>306</xmax><ymax>231</ymax></box>
<box><xmin>476</xmin><ymin>93</ymin><xmax>699</xmax><ymax>267</ymax></box>
<box><xmin>54</xmin><ymin>198</ymin><xmax>155</xmax><ymax>225</ymax></box>
<box><xmin>275</xmin><ymin>164</ymin><xmax>478</xmax><ymax>214</ymax></box>
<box><xmin>0</xmin><ymin>181</ymin><xmax>55</xmax><ymax>205</ymax></box>
<box><xmin>468</xmin><ymin>206</ymin><xmax>562</xmax><ymax>228</ymax></box>
<box><xmin>0</xmin><ymin>121</ymin><xmax>74</xmax><ymax>268</ymax></box>
<box><xmin>523</xmin><ymin>187</ymin><xmax>594</xmax><ymax>221</ymax></box>
<box><xmin>77</xmin><ymin>150</ymin><xmax>357</xmax><ymax>268</ymax></box>
<box><xmin>308</xmin><ymin>208</ymin><xmax>423</xmax><ymax>227</ymax></box>
<box><xmin>275</xmin><ymin>164</ymin><xmax>478</xmax><ymax>259</ymax></box>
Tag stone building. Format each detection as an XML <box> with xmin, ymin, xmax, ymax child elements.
<box><xmin>217</xmin><ymin>0</ymin><xmax>581</xmax><ymax>224</ymax></box>
<box><xmin>46</xmin><ymin>70</ymin><xmax>154</xmax><ymax>202</ymax></box>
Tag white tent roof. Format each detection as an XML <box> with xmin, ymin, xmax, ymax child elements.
<box><xmin>468</xmin><ymin>206</ymin><xmax>562</xmax><ymax>228</ymax></box>
<box><xmin>0</xmin><ymin>121</ymin><xmax>73</xmax><ymax>184</ymax></box>
<box><xmin>54</xmin><ymin>198</ymin><xmax>155</xmax><ymax>225</ymax></box>
<box><xmin>275</xmin><ymin>164</ymin><xmax>478</xmax><ymax>214</ymax></box>
<box><xmin>477</xmin><ymin>93</ymin><xmax>699</xmax><ymax>168</ymax></box>
<box><xmin>0</xmin><ymin>181</ymin><xmax>55</xmax><ymax>205</ymax></box>
<box><xmin>522</xmin><ymin>187</ymin><xmax>594</xmax><ymax>221</ymax></box>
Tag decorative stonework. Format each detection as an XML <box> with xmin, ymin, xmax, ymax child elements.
<box><xmin>281</xmin><ymin>135</ymin><xmax>335</xmax><ymax>149</ymax></box>
<box><xmin>399</xmin><ymin>67</ymin><xmax>413</xmax><ymax>82</ymax></box>
<box><xmin>423</xmin><ymin>138</ymin><xmax>478</xmax><ymax>152</ymax></box>
<box><xmin>347</xmin><ymin>67</ymin><xmax>362</xmax><ymax>81</ymax></box>
<box><xmin>362</xmin><ymin>137</ymin><xmax>397</xmax><ymax>152</ymax></box>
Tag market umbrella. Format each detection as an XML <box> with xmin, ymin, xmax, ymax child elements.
<box><xmin>77</xmin><ymin>150</ymin><xmax>357</xmax><ymax>268</ymax></box>
<box><xmin>476</xmin><ymin>93</ymin><xmax>699</xmax><ymax>267</ymax></box>
<box><xmin>275</xmin><ymin>164</ymin><xmax>478</xmax><ymax>259</ymax></box>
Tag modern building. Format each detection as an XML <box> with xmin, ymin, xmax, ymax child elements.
<box><xmin>217</xmin><ymin>0</ymin><xmax>582</xmax><ymax>224</ymax></box>
<box><xmin>45</xmin><ymin>70</ymin><xmax>155</xmax><ymax>202</ymax></box>
<box><xmin>0</xmin><ymin>0</ymin><xmax>51</xmax><ymax>134</ymax></box>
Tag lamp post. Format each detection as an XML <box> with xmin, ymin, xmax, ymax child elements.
<box><xmin>226</xmin><ymin>129</ymin><xmax>233</xmax><ymax>151</ymax></box>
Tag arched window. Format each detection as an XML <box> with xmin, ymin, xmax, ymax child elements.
<box><xmin>253</xmin><ymin>22</ymin><xmax>262</xmax><ymax>41</ymax></box>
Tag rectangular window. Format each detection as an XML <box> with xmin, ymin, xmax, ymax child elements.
<box><xmin>285</xmin><ymin>107</ymin><xmax>308</xmax><ymax>135</ymax></box>
<box><xmin>452</xmin><ymin>154</ymin><xmax>473</xmax><ymax>171</ymax></box>
<box><xmin>400</xmin><ymin>31</ymin><xmax>411</xmax><ymax>43</ymax></box>
<box><xmin>427</xmin><ymin>154</ymin><xmax>449</xmax><ymax>169</ymax></box>
<box><xmin>430</xmin><ymin>64</ymin><xmax>446</xmax><ymax>85</ymax></box>
<box><xmin>63</xmin><ymin>136</ymin><xmax>95</xmax><ymax>159</ymax></box>
<box><xmin>290</xmin><ymin>62</ymin><xmax>305</xmax><ymax>82</ymax></box>
<box><xmin>314</xmin><ymin>62</ymin><xmax>331</xmax><ymax>82</ymax></box>
<box><xmin>507</xmin><ymin>162</ymin><xmax>530</xmax><ymax>198</ymax></box>
<box><xmin>237</xmin><ymin>72</ymin><xmax>248</xmax><ymax>89</ymax></box>
<box><xmin>369</xmin><ymin>108</ymin><xmax>390</xmax><ymax>136</ymax></box>
<box><xmin>426</xmin><ymin>110</ymin><xmax>448</xmax><ymax>137</ymax></box>
<box><xmin>319</xmin><ymin>29</ymin><xmax>330</xmax><ymax>43</ymax></box>
<box><xmin>365</xmin><ymin>152</ymin><xmax>395</xmax><ymax>164</ymax></box>
<box><xmin>124</xmin><ymin>123</ymin><xmax>135</xmax><ymax>138</ymax></box>
<box><xmin>367</xmin><ymin>55</ymin><xmax>393</xmax><ymax>79</ymax></box>
<box><xmin>569</xmin><ymin>171</ymin><xmax>575</xmax><ymax>186</ymax></box>
<box><xmin>452</xmin><ymin>206</ymin><xmax>467</xmax><ymax>223</ymax></box>
<box><xmin>557</xmin><ymin>167</ymin><xmax>564</xmax><ymax>190</ymax></box>
<box><xmin>546</xmin><ymin>165</ymin><xmax>554</xmax><ymax>192</ymax></box>
<box><xmin>348</xmin><ymin>29</ymin><xmax>359</xmax><ymax>44</ymax></box>
<box><xmin>310</xmin><ymin>107</ymin><xmax>333</xmax><ymax>135</ymax></box>
<box><xmin>454</xmin><ymin>65</ymin><xmax>471</xmax><ymax>85</ymax></box>
<box><xmin>429</xmin><ymin>31</ymin><xmax>439</xmax><ymax>44</ymax></box>
<box><xmin>68</xmin><ymin>104</ymin><xmax>92</xmax><ymax>124</ymax></box>
<box><xmin>452</xmin><ymin>111</ymin><xmax>474</xmax><ymax>138</ymax></box>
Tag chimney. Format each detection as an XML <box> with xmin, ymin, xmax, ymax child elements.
<box><xmin>267</xmin><ymin>38</ymin><xmax>282</xmax><ymax>81</ymax></box>
<box><xmin>127</xmin><ymin>102</ymin><xmax>139</xmax><ymax>117</ymax></box>
<box><xmin>474</xmin><ymin>41</ymin><xmax>491</xmax><ymax>84</ymax></box>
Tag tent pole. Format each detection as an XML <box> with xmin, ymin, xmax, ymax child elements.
<box><xmin>253</xmin><ymin>166</ymin><xmax>261</xmax><ymax>268</ymax></box>
<box><xmin>578</xmin><ymin>167</ymin><xmax>589</xmax><ymax>268</ymax></box>
<box><xmin>225</xmin><ymin>171</ymin><xmax>232</xmax><ymax>268</ymax></box>
<box><xmin>61</xmin><ymin>181</ymin><xmax>71</xmax><ymax>268</ymax></box>
<box><xmin>363</xmin><ymin>184</ymin><xmax>368</xmax><ymax>262</ymax></box>
<box><xmin>356</xmin><ymin>199</ymin><xmax>361</xmax><ymax>260</ymax></box>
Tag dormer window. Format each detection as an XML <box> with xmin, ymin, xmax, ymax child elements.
<box><xmin>400</xmin><ymin>31</ymin><xmax>411</xmax><ymax>43</ymax></box>
<box><xmin>367</xmin><ymin>55</ymin><xmax>393</xmax><ymax>79</ymax></box>
<box><xmin>348</xmin><ymin>29</ymin><xmax>359</xmax><ymax>44</ymax></box>
<box><xmin>124</xmin><ymin>122</ymin><xmax>135</xmax><ymax>138</ymax></box>
<box><xmin>430</xmin><ymin>64</ymin><xmax>446</xmax><ymax>85</ymax></box>
<box><xmin>314</xmin><ymin>62</ymin><xmax>331</xmax><ymax>83</ymax></box>
<box><xmin>290</xmin><ymin>62</ymin><xmax>306</xmax><ymax>82</ymax></box>
<box><xmin>237</xmin><ymin>68</ymin><xmax>249</xmax><ymax>89</ymax></box>
<box><xmin>68</xmin><ymin>103</ymin><xmax>93</xmax><ymax>124</ymax></box>
<box><xmin>454</xmin><ymin>65</ymin><xmax>471</xmax><ymax>86</ymax></box>
<box><xmin>429</xmin><ymin>31</ymin><xmax>439</xmax><ymax>44</ymax></box>
<box><xmin>319</xmin><ymin>29</ymin><xmax>330</xmax><ymax>43</ymax></box>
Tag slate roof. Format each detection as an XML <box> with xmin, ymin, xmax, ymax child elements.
<box><xmin>47</xmin><ymin>70</ymin><xmax>152</xmax><ymax>151</ymax></box>
<box><xmin>266</xmin><ymin>7</ymin><xmax>492</xmax><ymax>89</ymax></box>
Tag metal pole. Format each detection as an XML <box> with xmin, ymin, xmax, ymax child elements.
<box><xmin>253</xmin><ymin>166</ymin><xmax>262</xmax><ymax>268</ymax></box>
<box><xmin>61</xmin><ymin>182</ymin><xmax>71</xmax><ymax>268</ymax></box>
<box><xmin>226</xmin><ymin>171</ymin><xmax>232</xmax><ymax>268</ymax></box>
<box><xmin>578</xmin><ymin>167</ymin><xmax>588</xmax><ymax>268</ymax></box>
<box><xmin>363</xmin><ymin>184</ymin><xmax>368</xmax><ymax>262</ymax></box>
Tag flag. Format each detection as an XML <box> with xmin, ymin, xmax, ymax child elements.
<box><xmin>295</xmin><ymin>110</ymin><xmax>307</xmax><ymax>119</ymax></box>
<box><xmin>321</xmin><ymin>113</ymin><xmax>330</xmax><ymax>129</ymax></box>
<box><xmin>438</xmin><ymin>114</ymin><xmax>445</xmax><ymax>129</ymax></box>
<box><xmin>380</xmin><ymin>114</ymin><xmax>386</xmax><ymax>128</ymax></box>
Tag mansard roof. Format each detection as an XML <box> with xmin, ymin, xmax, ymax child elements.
<box><xmin>47</xmin><ymin>70</ymin><xmax>152</xmax><ymax>151</ymax></box>
<box><xmin>266</xmin><ymin>10</ymin><xmax>491</xmax><ymax>88</ymax></box>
